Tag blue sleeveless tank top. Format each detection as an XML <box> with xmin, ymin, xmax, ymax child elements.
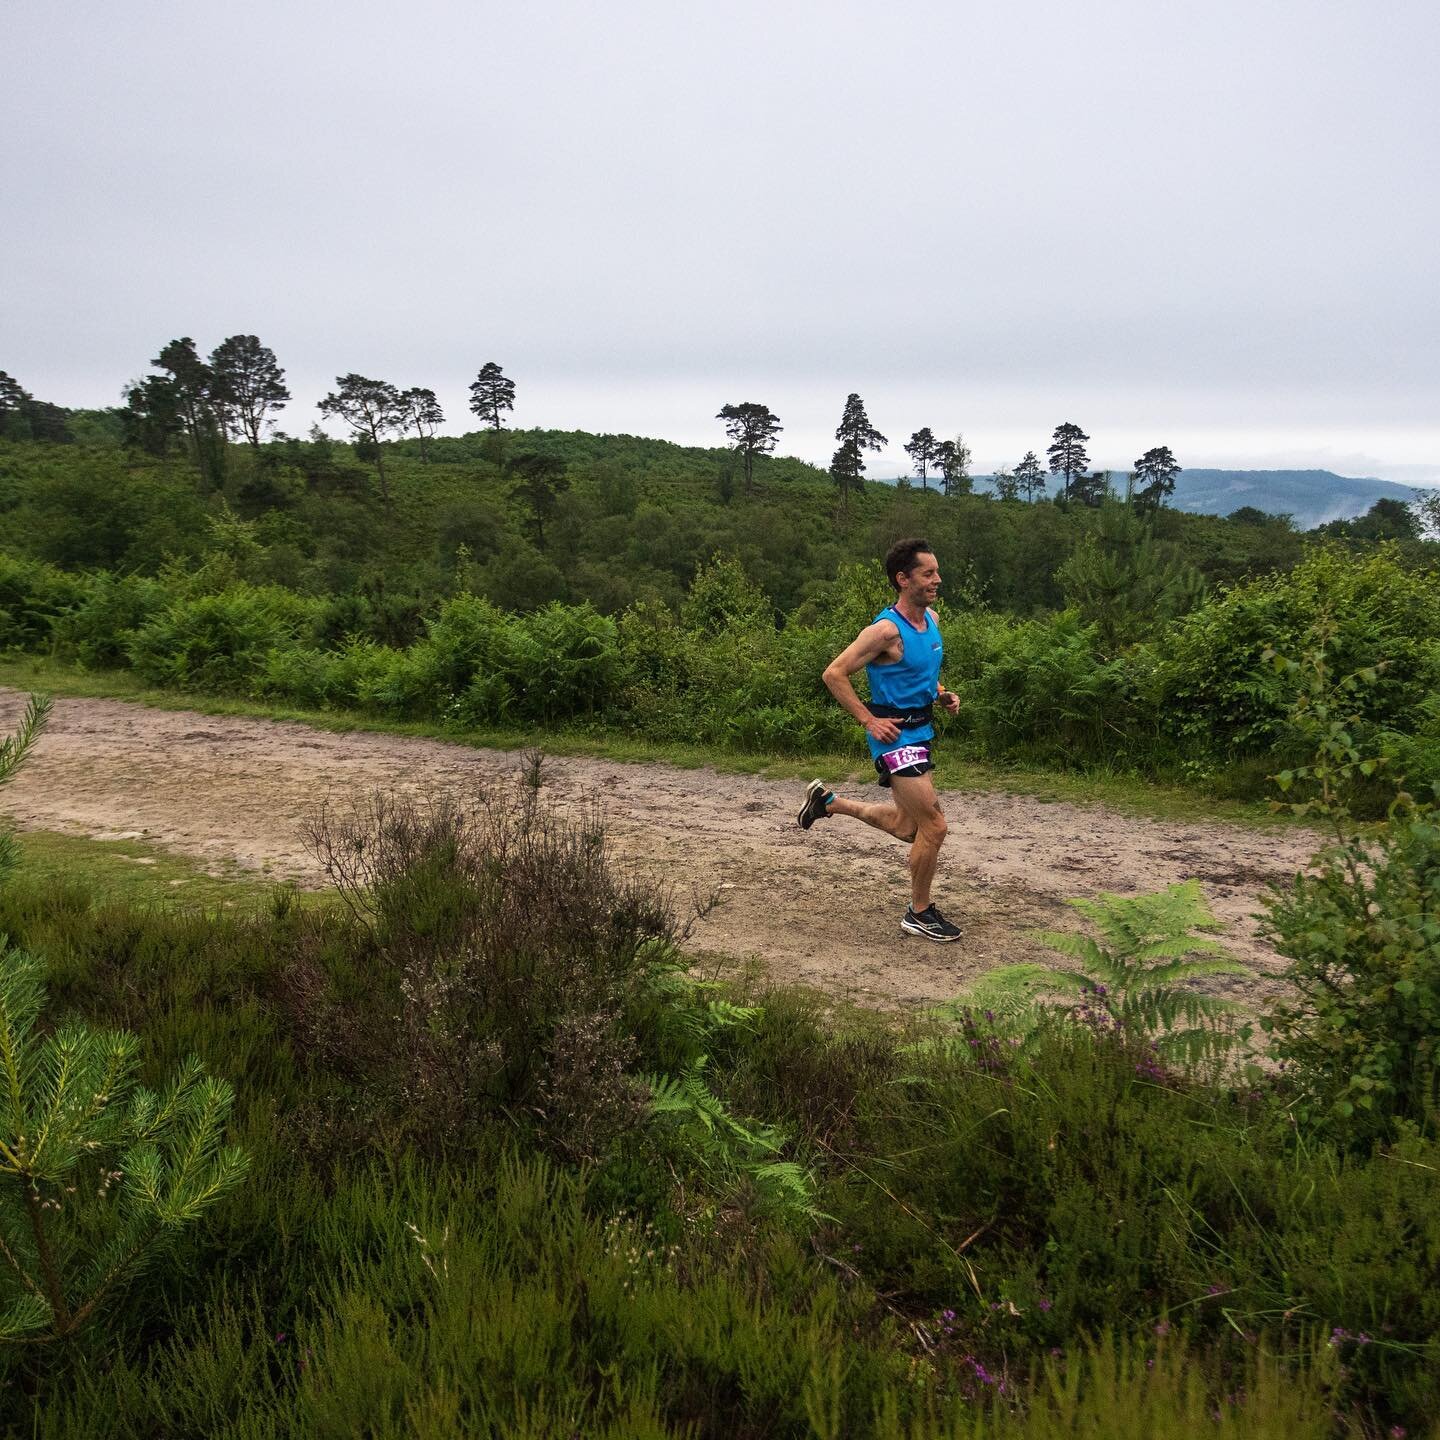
<box><xmin>864</xmin><ymin>606</ymin><xmax>943</xmax><ymax>757</ymax></box>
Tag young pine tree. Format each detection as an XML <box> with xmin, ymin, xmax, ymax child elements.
<box><xmin>0</xmin><ymin>695</ymin><xmax>249</xmax><ymax>1343</ymax></box>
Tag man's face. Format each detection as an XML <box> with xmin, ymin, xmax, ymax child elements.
<box><xmin>898</xmin><ymin>551</ymin><xmax>941</xmax><ymax>604</ymax></box>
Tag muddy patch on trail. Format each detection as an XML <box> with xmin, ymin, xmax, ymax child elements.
<box><xmin>0</xmin><ymin>689</ymin><xmax>1321</xmax><ymax>1012</ymax></box>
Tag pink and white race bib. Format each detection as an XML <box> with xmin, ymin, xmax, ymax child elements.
<box><xmin>879</xmin><ymin>744</ymin><xmax>930</xmax><ymax>774</ymax></box>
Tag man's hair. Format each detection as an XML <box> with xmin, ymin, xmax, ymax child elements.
<box><xmin>884</xmin><ymin>537</ymin><xmax>935</xmax><ymax>592</ymax></box>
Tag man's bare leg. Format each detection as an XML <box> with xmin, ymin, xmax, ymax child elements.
<box><xmin>825</xmin><ymin>792</ymin><xmax>916</xmax><ymax>843</ymax></box>
<box><xmin>889</xmin><ymin>774</ymin><xmax>947</xmax><ymax>912</ymax></box>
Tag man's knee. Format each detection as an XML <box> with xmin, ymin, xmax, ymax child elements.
<box><xmin>913</xmin><ymin>806</ymin><xmax>946</xmax><ymax>845</ymax></box>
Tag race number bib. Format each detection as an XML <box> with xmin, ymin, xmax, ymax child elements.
<box><xmin>880</xmin><ymin>744</ymin><xmax>930</xmax><ymax>774</ymax></box>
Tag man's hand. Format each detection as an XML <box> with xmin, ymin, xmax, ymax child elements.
<box><xmin>939</xmin><ymin>689</ymin><xmax>960</xmax><ymax>717</ymax></box>
<box><xmin>864</xmin><ymin>715</ymin><xmax>901</xmax><ymax>745</ymax></box>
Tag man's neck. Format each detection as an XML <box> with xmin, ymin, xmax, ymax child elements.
<box><xmin>893</xmin><ymin>593</ymin><xmax>928</xmax><ymax>627</ymax></box>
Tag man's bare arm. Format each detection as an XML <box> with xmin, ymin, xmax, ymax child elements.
<box><xmin>823</xmin><ymin>620</ymin><xmax>903</xmax><ymax>745</ymax></box>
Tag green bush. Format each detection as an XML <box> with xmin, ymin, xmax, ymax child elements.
<box><xmin>1153</xmin><ymin>546</ymin><xmax>1440</xmax><ymax>762</ymax></box>
<box><xmin>51</xmin><ymin>572</ymin><xmax>169</xmax><ymax>668</ymax></box>
<box><xmin>126</xmin><ymin>585</ymin><xmax>317</xmax><ymax>691</ymax></box>
<box><xmin>952</xmin><ymin>611</ymin><xmax>1147</xmax><ymax>766</ymax></box>
<box><xmin>0</xmin><ymin>554</ymin><xmax>87</xmax><ymax>652</ymax></box>
<box><xmin>1262</xmin><ymin>815</ymin><xmax>1440</xmax><ymax>1138</ymax></box>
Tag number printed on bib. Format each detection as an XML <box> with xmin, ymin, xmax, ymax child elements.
<box><xmin>880</xmin><ymin>744</ymin><xmax>930</xmax><ymax>773</ymax></box>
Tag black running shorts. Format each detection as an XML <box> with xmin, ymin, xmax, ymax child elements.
<box><xmin>874</xmin><ymin>740</ymin><xmax>936</xmax><ymax>788</ymax></box>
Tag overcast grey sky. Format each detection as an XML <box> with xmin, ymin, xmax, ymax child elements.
<box><xmin>4</xmin><ymin>0</ymin><xmax>1437</xmax><ymax>480</ymax></box>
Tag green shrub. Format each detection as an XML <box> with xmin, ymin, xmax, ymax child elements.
<box><xmin>514</xmin><ymin>600</ymin><xmax>619</xmax><ymax>721</ymax></box>
<box><xmin>127</xmin><ymin>585</ymin><xmax>317</xmax><ymax>692</ymax></box>
<box><xmin>1153</xmin><ymin>545</ymin><xmax>1440</xmax><ymax>763</ymax></box>
<box><xmin>293</xmin><ymin>784</ymin><xmax>671</xmax><ymax>1158</ymax></box>
<box><xmin>0</xmin><ymin>554</ymin><xmax>87</xmax><ymax>652</ymax></box>
<box><xmin>50</xmin><ymin>572</ymin><xmax>168</xmax><ymax>668</ymax></box>
<box><xmin>254</xmin><ymin>644</ymin><xmax>343</xmax><ymax>708</ymax></box>
<box><xmin>1262</xmin><ymin>815</ymin><xmax>1440</xmax><ymax>1138</ymax></box>
<box><xmin>406</xmin><ymin>591</ymin><xmax>519</xmax><ymax>711</ymax></box>
<box><xmin>952</xmin><ymin>611</ymin><xmax>1147</xmax><ymax>766</ymax></box>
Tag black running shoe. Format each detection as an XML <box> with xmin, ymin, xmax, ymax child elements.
<box><xmin>797</xmin><ymin>779</ymin><xmax>833</xmax><ymax>830</ymax></box>
<box><xmin>900</xmin><ymin>904</ymin><xmax>963</xmax><ymax>942</ymax></box>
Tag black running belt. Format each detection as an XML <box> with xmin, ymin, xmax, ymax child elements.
<box><xmin>869</xmin><ymin>701</ymin><xmax>934</xmax><ymax>725</ymax></box>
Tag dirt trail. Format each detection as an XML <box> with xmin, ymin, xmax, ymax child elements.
<box><xmin>0</xmin><ymin>689</ymin><xmax>1322</xmax><ymax>1011</ymax></box>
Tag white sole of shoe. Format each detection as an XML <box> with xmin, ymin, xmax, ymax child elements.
<box><xmin>900</xmin><ymin>918</ymin><xmax>962</xmax><ymax>942</ymax></box>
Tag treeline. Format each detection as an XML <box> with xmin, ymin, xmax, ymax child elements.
<box><xmin>5</xmin><ymin>335</ymin><xmax>1189</xmax><ymax>512</ymax></box>
<box><xmin>0</xmin><ymin>426</ymin><xmax>1337</xmax><ymax>622</ymax></box>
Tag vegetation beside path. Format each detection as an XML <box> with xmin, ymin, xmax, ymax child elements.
<box><xmin>1</xmin><ymin>694</ymin><xmax>1438</xmax><ymax>1435</ymax></box>
<box><xmin>0</xmin><ymin>656</ymin><xmax>1297</xmax><ymax>832</ymax></box>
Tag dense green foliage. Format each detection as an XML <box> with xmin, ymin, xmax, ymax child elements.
<box><xmin>2</xmin><ymin>433</ymin><xmax>1439</xmax><ymax>805</ymax></box>
<box><xmin>0</xmin><ymin>775</ymin><xmax>1435</xmax><ymax>1433</ymax></box>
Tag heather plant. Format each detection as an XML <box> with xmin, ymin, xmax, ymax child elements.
<box><xmin>298</xmin><ymin>778</ymin><xmax>672</xmax><ymax>1157</ymax></box>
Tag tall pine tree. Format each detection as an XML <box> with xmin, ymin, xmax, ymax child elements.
<box><xmin>208</xmin><ymin>335</ymin><xmax>289</xmax><ymax>448</ymax></box>
<box><xmin>904</xmin><ymin>427</ymin><xmax>939</xmax><ymax>490</ymax></box>
<box><xmin>1132</xmin><ymin>445</ymin><xmax>1181</xmax><ymax>513</ymax></box>
<box><xmin>716</xmin><ymin>402</ymin><xmax>782</xmax><ymax>495</ymax></box>
<box><xmin>318</xmin><ymin>375</ymin><xmax>403</xmax><ymax>505</ymax></box>
<box><xmin>1047</xmin><ymin>422</ymin><xmax>1090</xmax><ymax>501</ymax></box>
<box><xmin>469</xmin><ymin>362</ymin><xmax>515</xmax><ymax>430</ymax></box>
<box><xmin>831</xmin><ymin>393</ymin><xmax>886</xmax><ymax>515</ymax></box>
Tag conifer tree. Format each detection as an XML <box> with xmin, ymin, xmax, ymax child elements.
<box><xmin>469</xmin><ymin>362</ymin><xmax>516</xmax><ymax>430</ymax></box>
<box><xmin>1015</xmin><ymin>450</ymin><xmax>1046</xmax><ymax>502</ymax></box>
<box><xmin>716</xmin><ymin>402</ymin><xmax>782</xmax><ymax>495</ymax></box>
<box><xmin>1047</xmin><ymin>422</ymin><xmax>1090</xmax><ymax>501</ymax></box>
<box><xmin>936</xmin><ymin>434</ymin><xmax>973</xmax><ymax>496</ymax></box>
<box><xmin>399</xmin><ymin>386</ymin><xmax>446</xmax><ymax>463</ymax></box>
<box><xmin>903</xmin><ymin>427</ymin><xmax>939</xmax><ymax>490</ymax></box>
<box><xmin>318</xmin><ymin>374</ymin><xmax>404</xmax><ymax>506</ymax></box>
<box><xmin>1132</xmin><ymin>445</ymin><xmax>1181</xmax><ymax>513</ymax></box>
<box><xmin>831</xmin><ymin>393</ymin><xmax>886</xmax><ymax>514</ymax></box>
<box><xmin>0</xmin><ymin>696</ymin><xmax>249</xmax><ymax>1343</ymax></box>
<box><xmin>151</xmin><ymin>338</ymin><xmax>226</xmax><ymax>485</ymax></box>
<box><xmin>208</xmin><ymin>335</ymin><xmax>290</xmax><ymax>448</ymax></box>
<box><xmin>509</xmin><ymin>451</ymin><xmax>569</xmax><ymax>548</ymax></box>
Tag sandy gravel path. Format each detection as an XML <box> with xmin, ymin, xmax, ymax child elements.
<box><xmin>0</xmin><ymin>689</ymin><xmax>1323</xmax><ymax>1011</ymax></box>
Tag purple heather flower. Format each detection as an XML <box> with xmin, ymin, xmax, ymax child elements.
<box><xmin>1038</xmin><ymin>1298</ymin><xmax>1052</xmax><ymax>1311</ymax></box>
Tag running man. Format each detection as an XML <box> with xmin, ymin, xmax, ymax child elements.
<box><xmin>797</xmin><ymin>538</ymin><xmax>963</xmax><ymax>942</ymax></box>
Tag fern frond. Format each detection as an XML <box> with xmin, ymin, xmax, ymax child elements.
<box><xmin>1128</xmin><ymin>957</ymin><xmax>1246</xmax><ymax>989</ymax></box>
<box><xmin>1031</xmin><ymin>932</ymin><xmax>1108</xmax><ymax>970</ymax></box>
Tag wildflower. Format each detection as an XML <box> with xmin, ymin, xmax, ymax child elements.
<box><xmin>1154</xmin><ymin>1320</ymin><xmax>1171</xmax><ymax>1337</ymax></box>
<box><xmin>1038</xmin><ymin>1298</ymin><xmax>1052</xmax><ymax>1312</ymax></box>
<box><xmin>1206</xmin><ymin>1283</ymin><xmax>1225</xmax><ymax>1296</ymax></box>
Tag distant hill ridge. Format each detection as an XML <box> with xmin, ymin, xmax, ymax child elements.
<box><xmin>954</xmin><ymin>467</ymin><xmax>1424</xmax><ymax>531</ymax></box>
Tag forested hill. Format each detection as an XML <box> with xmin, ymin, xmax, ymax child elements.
<box><xmin>1167</xmin><ymin>469</ymin><xmax>1422</xmax><ymax>529</ymax></box>
<box><xmin>955</xmin><ymin>466</ymin><xmax>1424</xmax><ymax>530</ymax></box>
<box><xmin>0</xmin><ymin>427</ymin><xmax>1343</xmax><ymax>622</ymax></box>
